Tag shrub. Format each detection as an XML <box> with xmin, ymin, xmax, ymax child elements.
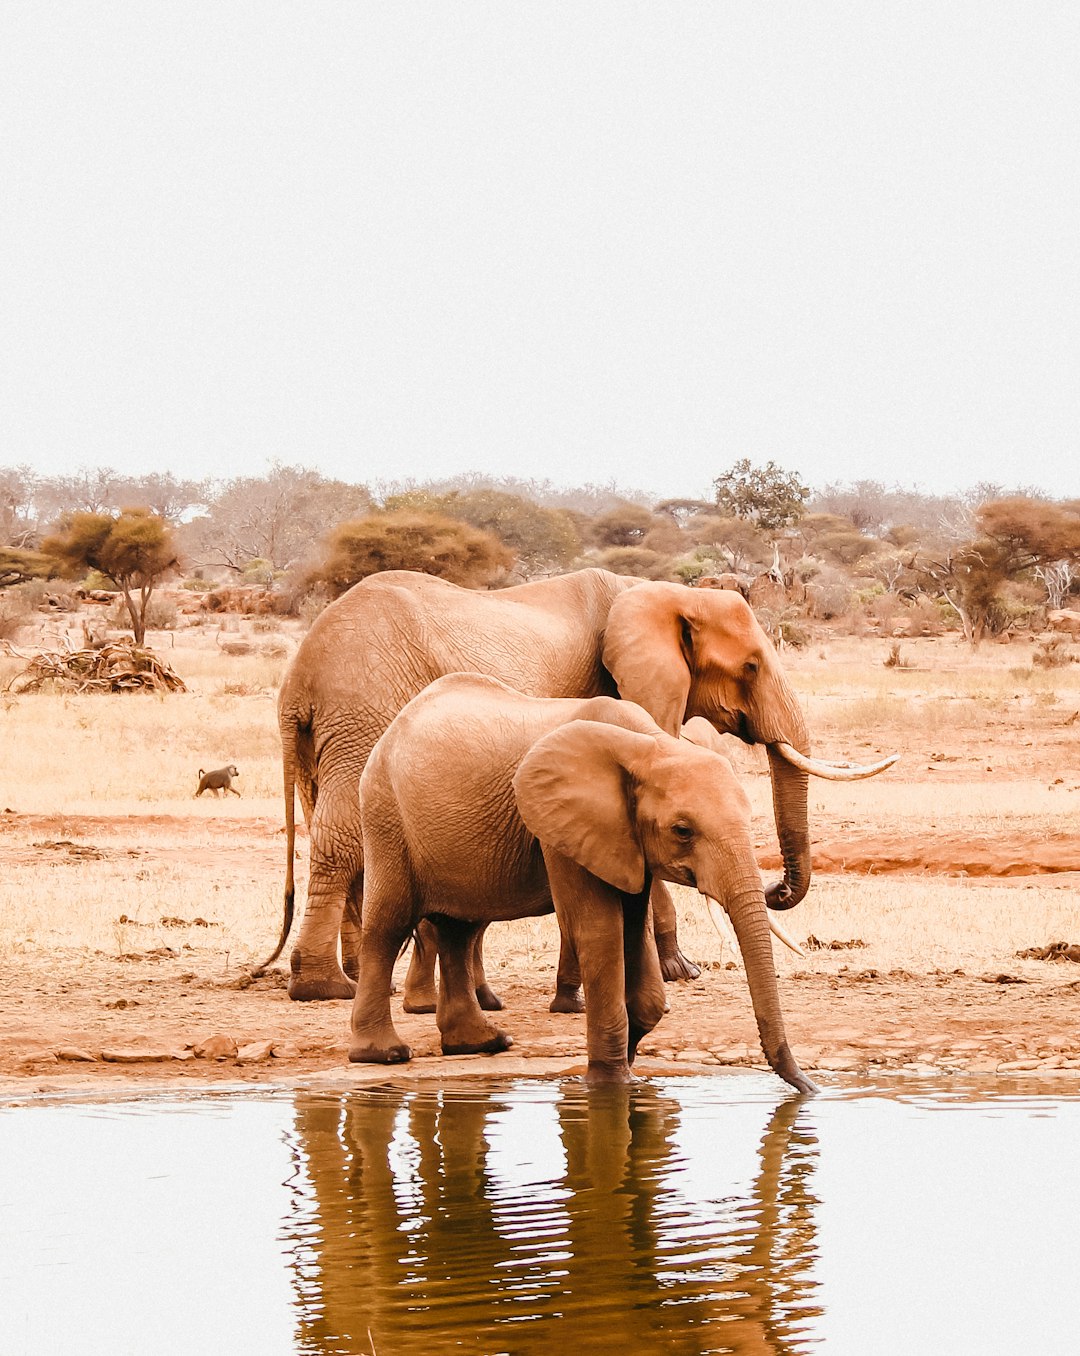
<box><xmin>1033</xmin><ymin>637</ymin><xmax>1076</xmax><ymax>668</ymax></box>
<box><xmin>315</xmin><ymin>512</ymin><xmax>513</xmax><ymax>596</ymax></box>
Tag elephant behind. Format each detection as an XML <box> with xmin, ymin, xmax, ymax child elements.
<box><xmin>267</xmin><ymin>567</ymin><xmax>888</xmax><ymax>1001</ymax></box>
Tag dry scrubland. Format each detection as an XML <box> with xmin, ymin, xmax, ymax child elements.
<box><xmin>1</xmin><ymin>617</ymin><xmax>1079</xmax><ymax>1089</ymax></box>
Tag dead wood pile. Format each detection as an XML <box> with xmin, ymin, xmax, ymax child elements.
<box><xmin>2</xmin><ymin>638</ymin><xmax>187</xmax><ymax>694</ymax></box>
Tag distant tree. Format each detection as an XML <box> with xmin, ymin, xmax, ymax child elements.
<box><xmin>186</xmin><ymin>465</ymin><xmax>373</xmax><ymax>574</ymax></box>
<box><xmin>112</xmin><ymin>473</ymin><xmax>207</xmax><ymax>524</ymax></box>
<box><xmin>0</xmin><ymin>545</ymin><xmax>52</xmax><ymax>589</ymax></box>
<box><xmin>385</xmin><ymin>487</ymin><xmax>580</xmax><ymax>577</ymax></box>
<box><xmin>654</xmin><ymin>498</ymin><xmax>714</xmax><ymax>526</ymax></box>
<box><xmin>683</xmin><ymin>514</ymin><xmax>768</xmax><ymax>574</ymax></box>
<box><xmin>592</xmin><ymin>546</ymin><xmax>674</xmax><ymax>581</ymax></box>
<box><xmin>796</xmin><ymin>513</ymin><xmax>882</xmax><ymax>568</ymax></box>
<box><xmin>314</xmin><ymin>511</ymin><xmax>514</xmax><ymax>596</ymax></box>
<box><xmin>808</xmin><ymin>480</ymin><xmax>977</xmax><ymax>548</ymax></box>
<box><xmin>35</xmin><ymin>467</ymin><xmax>127</xmax><ymax>520</ymax></box>
<box><xmin>920</xmin><ymin>496</ymin><xmax>1080</xmax><ymax>644</ymax></box>
<box><xmin>0</xmin><ymin>465</ymin><xmax>40</xmax><ymax>547</ymax></box>
<box><xmin>712</xmin><ymin>459</ymin><xmax>809</xmax><ymax>533</ymax></box>
<box><xmin>43</xmin><ymin>508</ymin><xmax>179</xmax><ymax>644</ymax></box>
<box><xmin>379</xmin><ymin>472</ymin><xmax>653</xmax><ymax>517</ymax></box>
<box><xmin>588</xmin><ymin>503</ymin><xmax>657</xmax><ymax>548</ymax></box>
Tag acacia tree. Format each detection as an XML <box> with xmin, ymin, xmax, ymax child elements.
<box><xmin>43</xmin><ymin>508</ymin><xmax>179</xmax><ymax>644</ymax></box>
<box><xmin>713</xmin><ymin>459</ymin><xmax>809</xmax><ymax>532</ymax></box>
<box><xmin>186</xmin><ymin>465</ymin><xmax>373</xmax><ymax>575</ymax></box>
<box><xmin>0</xmin><ymin>546</ymin><xmax>51</xmax><ymax>589</ymax></box>
<box><xmin>921</xmin><ymin>496</ymin><xmax>1080</xmax><ymax>645</ymax></box>
<box><xmin>314</xmin><ymin>511</ymin><xmax>514</xmax><ymax>597</ymax></box>
<box><xmin>384</xmin><ymin>487</ymin><xmax>581</xmax><ymax>577</ymax></box>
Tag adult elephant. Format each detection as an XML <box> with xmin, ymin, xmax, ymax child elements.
<box><xmin>264</xmin><ymin>567</ymin><xmax>892</xmax><ymax>1001</ymax></box>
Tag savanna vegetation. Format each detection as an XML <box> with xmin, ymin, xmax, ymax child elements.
<box><xmin>3</xmin><ymin>460</ymin><xmax>1079</xmax><ymax>652</ymax></box>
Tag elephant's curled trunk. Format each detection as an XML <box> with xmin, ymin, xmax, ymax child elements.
<box><xmin>764</xmin><ymin>746</ymin><xmax>811</xmax><ymax>912</ymax></box>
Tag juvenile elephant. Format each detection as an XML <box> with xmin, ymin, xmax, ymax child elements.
<box><xmin>268</xmin><ymin>567</ymin><xmax>892</xmax><ymax>1001</ymax></box>
<box><xmin>348</xmin><ymin>673</ymin><xmax>818</xmax><ymax>1094</ymax></box>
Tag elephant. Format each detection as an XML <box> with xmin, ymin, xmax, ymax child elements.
<box><xmin>265</xmin><ymin>567</ymin><xmax>893</xmax><ymax>1002</ymax></box>
<box><xmin>348</xmin><ymin>672</ymin><xmax>818</xmax><ymax>1094</ymax></box>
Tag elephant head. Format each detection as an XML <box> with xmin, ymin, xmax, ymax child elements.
<box><xmin>514</xmin><ymin>719</ymin><xmax>817</xmax><ymax>1095</ymax></box>
<box><xmin>602</xmin><ymin>583</ymin><xmax>895</xmax><ymax>911</ymax></box>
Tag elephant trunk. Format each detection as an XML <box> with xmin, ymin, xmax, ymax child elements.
<box><xmin>715</xmin><ymin>877</ymin><xmax>817</xmax><ymax>1096</ymax></box>
<box><xmin>764</xmin><ymin>745</ymin><xmax>811</xmax><ymax>912</ymax></box>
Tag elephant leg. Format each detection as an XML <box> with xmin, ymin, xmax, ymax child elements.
<box><xmin>402</xmin><ymin>919</ymin><xmax>439</xmax><ymax>1013</ymax></box>
<box><xmin>430</xmin><ymin>916</ymin><xmax>512</xmax><ymax>1057</ymax></box>
<box><xmin>624</xmin><ymin>895</ymin><xmax>666</xmax><ymax>1064</ymax></box>
<box><xmin>652</xmin><ymin>879</ymin><xmax>701</xmax><ymax>982</ymax></box>
<box><xmin>340</xmin><ymin>874</ymin><xmax>364</xmax><ymax>983</ymax></box>
<box><xmin>469</xmin><ymin>924</ymin><xmax>503</xmax><ymax>1012</ymax></box>
<box><xmin>545</xmin><ymin>851</ymin><xmax>633</xmax><ymax>1084</ymax></box>
<box><xmin>289</xmin><ymin>781</ymin><xmax>363</xmax><ymax>1001</ymax></box>
<box><xmin>549</xmin><ymin>928</ymin><xmax>585</xmax><ymax>1014</ymax></box>
<box><xmin>348</xmin><ymin>874</ymin><xmax>414</xmax><ymax>1064</ymax></box>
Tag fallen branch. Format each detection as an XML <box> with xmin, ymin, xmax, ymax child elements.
<box><xmin>4</xmin><ymin>638</ymin><xmax>186</xmax><ymax>694</ymax></box>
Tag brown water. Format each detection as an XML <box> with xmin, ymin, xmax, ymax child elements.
<box><xmin>2</xmin><ymin>1074</ymin><xmax>1078</xmax><ymax>1354</ymax></box>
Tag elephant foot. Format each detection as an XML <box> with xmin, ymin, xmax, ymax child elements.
<box><xmin>342</xmin><ymin>957</ymin><xmax>359</xmax><ymax>982</ymax></box>
<box><xmin>349</xmin><ymin>1039</ymin><xmax>412</xmax><ymax>1065</ymax></box>
<box><xmin>549</xmin><ymin>984</ymin><xmax>585</xmax><ymax>1014</ymax></box>
<box><xmin>441</xmin><ymin>1026</ymin><xmax>514</xmax><ymax>1057</ymax></box>
<box><xmin>475</xmin><ymin>983</ymin><xmax>504</xmax><ymax>1012</ymax></box>
<box><xmin>655</xmin><ymin>931</ymin><xmax>701</xmax><ymax>983</ymax></box>
<box><xmin>402</xmin><ymin>991</ymin><xmax>437</xmax><ymax>1014</ymax></box>
<box><xmin>287</xmin><ymin>952</ymin><xmax>357</xmax><ymax>1001</ymax></box>
<box><xmin>584</xmin><ymin>1060</ymin><xmax>635</xmax><ymax>1086</ymax></box>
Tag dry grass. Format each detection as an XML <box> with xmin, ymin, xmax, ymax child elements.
<box><xmin>1</xmin><ymin>618</ymin><xmax>1078</xmax><ymax>980</ymax></box>
<box><xmin>667</xmin><ymin>879</ymin><xmax>1080</xmax><ymax>978</ymax></box>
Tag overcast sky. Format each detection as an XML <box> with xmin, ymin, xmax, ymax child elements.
<box><xmin>2</xmin><ymin>3</ymin><xmax>1078</xmax><ymax>500</ymax></box>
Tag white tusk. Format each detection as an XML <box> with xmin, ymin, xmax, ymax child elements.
<box><xmin>705</xmin><ymin>895</ymin><xmax>740</xmax><ymax>959</ymax></box>
<box><xmin>703</xmin><ymin>896</ymin><xmax>804</xmax><ymax>959</ymax></box>
<box><xmin>773</xmin><ymin>741</ymin><xmax>900</xmax><ymax>781</ymax></box>
<box><xmin>767</xmin><ymin>912</ymin><xmax>806</xmax><ymax>958</ymax></box>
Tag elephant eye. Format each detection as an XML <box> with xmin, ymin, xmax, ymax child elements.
<box><xmin>672</xmin><ymin>822</ymin><xmax>694</xmax><ymax>842</ymax></box>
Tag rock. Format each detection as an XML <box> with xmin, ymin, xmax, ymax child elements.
<box><xmin>997</xmin><ymin>1058</ymin><xmax>1040</xmax><ymax>1072</ymax></box>
<box><xmin>55</xmin><ymin>1047</ymin><xmax>98</xmax><ymax>1062</ymax></box>
<box><xmin>270</xmin><ymin>1041</ymin><xmax>302</xmax><ymax>1060</ymax></box>
<box><xmin>193</xmin><ymin>1034</ymin><xmax>239</xmax><ymax>1061</ymax></box>
<box><xmin>236</xmin><ymin>1040</ymin><xmax>275</xmax><ymax>1064</ymax></box>
<box><xmin>820</xmin><ymin>1054</ymin><xmax>864</xmax><ymax>1071</ymax></box>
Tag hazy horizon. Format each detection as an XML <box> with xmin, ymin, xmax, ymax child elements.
<box><xmin>3</xmin><ymin>4</ymin><xmax>1078</xmax><ymax>500</ymax></box>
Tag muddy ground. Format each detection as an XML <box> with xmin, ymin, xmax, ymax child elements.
<box><xmin>3</xmin><ymin>811</ymin><xmax>1079</xmax><ymax>1099</ymax></box>
<box><xmin>3</xmin><ymin>635</ymin><xmax>1079</xmax><ymax>1099</ymax></box>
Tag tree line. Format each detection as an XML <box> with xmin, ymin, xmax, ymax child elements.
<box><xmin>2</xmin><ymin>460</ymin><xmax>1079</xmax><ymax>647</ymax></box>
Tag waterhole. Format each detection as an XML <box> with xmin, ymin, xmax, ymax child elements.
<box><xmin>2</xmin><ymin>1074</ymin><xmax>1078</xmax><ymax>1354</ymax></box>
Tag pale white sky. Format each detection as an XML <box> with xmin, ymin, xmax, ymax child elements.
<box><xmin>2</xmin><ymin>3</ymin><xmax>1078</xmax><ymax>499</ymax></box>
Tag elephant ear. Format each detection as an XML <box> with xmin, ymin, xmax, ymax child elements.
<box><xmin>602</xmin><ymin>585</ymin><xmax>692</xmax><ymax>736</ymax></box>
<box><xmin>513</xmin><ymin>720</ymin><xmax>656</xmax><ymax>895</ymax></box>
<box><xmin>680</xmin><ymin>715</ymin><xmax>730</xmax><ymax>757</ymax></box>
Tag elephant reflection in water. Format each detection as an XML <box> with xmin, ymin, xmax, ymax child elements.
<box><xmin>284</xmin><ymin>1084</ymin><xmax>822</xmax><ymax>1355</ymax></box>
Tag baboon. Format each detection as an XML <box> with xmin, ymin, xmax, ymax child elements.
<box><xmin>195</xmin><ymin>765</ymin><xmax>241</xmax><ymax>797</ymax></box>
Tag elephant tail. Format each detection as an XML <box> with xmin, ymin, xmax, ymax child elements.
<box><xmin>252</xmin><ymin>708</ymin><xmax>301</xmax><ymax>975</ymax></box>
